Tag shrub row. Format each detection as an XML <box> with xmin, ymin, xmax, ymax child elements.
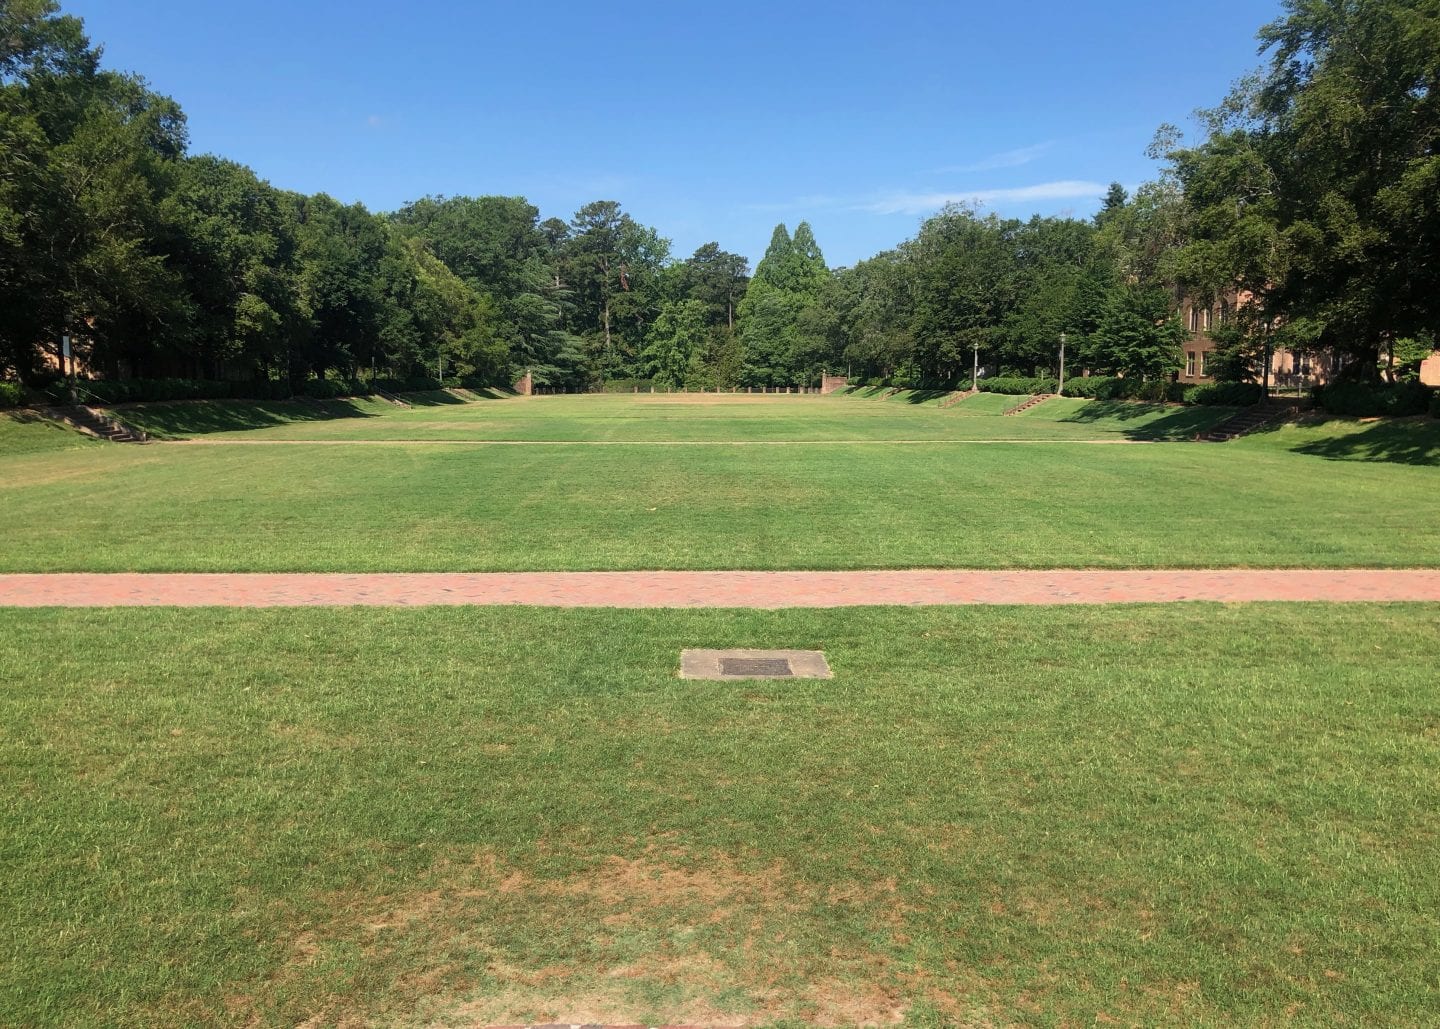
<box><xmin>0</xmin><ymin>381</ymin><xmax>25</xmax><ymax>407</ymax></box>
<box><xmin>1314</xmin><ymin>380</ymin><xmax>1433</xmax><ymax>417</ymax></box>
<box><xmin>976</xmin><ymin>376</ymin><xmax>1058</xmax><ymax>395</ymax></box>
<box><xmin>1182</xmin><ymin>381</ymin><xmax>1265</xmax><ymax>406</ymax></box>
<box><xmin>50</xmin><ymin>378</ymin><xmax>291</xmax><ymax>405</ymax></box>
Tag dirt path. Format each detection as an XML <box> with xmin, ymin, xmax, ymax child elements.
<box><xmin>3</xmin><ymin>569</ymin><xmax>1438</xmax><ymax>607</ymax></box>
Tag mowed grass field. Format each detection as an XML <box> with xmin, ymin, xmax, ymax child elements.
<box><xmin>1</xmin><ymin>392</ymin><xmax>1438</xmax><ymax>571</ymax></box>
<box><xmin>3</xmin><ymin>604</ymin><xmax>1438</xmax><ymax>1027</ymax></box>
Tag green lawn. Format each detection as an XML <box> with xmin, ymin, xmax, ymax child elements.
<box><xmin>2</xmin><ymin>604</ymin><xmax>1436</xmax><ymax>1027</ymax></box>
<box><xmin>2</xmin><ymin>395</ymin><xmax>1438</xmax><ymax>571</ymax></box>
<box><xmin>111</xmin><ymin>391</ymin><xmax>1233</xmax><ymax>442</ymax></box>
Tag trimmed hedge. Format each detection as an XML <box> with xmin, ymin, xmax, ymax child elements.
<box><xmin>1183</xmin><ymin>382</ymin><xmax>1265</xmax><ymax>406</ymax></box>
<box><xmin>977</xmin><ymin>376</ymin><xmax>1058</xmax><ymax>395</ymax></box>
<box><xmin>1314</xmin><ymin>380</ymin><xmax>1432</xmax><ymax>417</ymax></box>
<box><xmin>50</xmin><ymin>378</ymin><xmax>294</xmax><ymax>405</ymax></box>
<box><xmin>1055</xmin><ymin>375</ymin><xmax>1121</xmax><ymax>399</ymax></box>
<box><xmin>0</xmin><ymin>381</ymin><xmax>24</xmax><ymax>407</ymax></box>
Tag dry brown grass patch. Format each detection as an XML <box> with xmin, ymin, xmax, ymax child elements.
<box><xmin>227</xmin><ymin>845</ymin><xmax>919</xmax><ymax>1028</ymax></box>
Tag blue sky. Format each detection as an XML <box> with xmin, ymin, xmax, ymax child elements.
<box><xmin>70</xmin><ymin>0</ymin><xmax>1283</xmax><ymax>268</ymax></box>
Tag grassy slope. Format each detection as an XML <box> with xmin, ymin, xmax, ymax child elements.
<box><xmin>0</xmin><ymin>410</ymin><xmax>99</xmax><ymax>456</ymax></box>
<box><xmin>2</xmin><ymin>604</ymin><xmax>1436</xmax><ymax>1026</ymax></box>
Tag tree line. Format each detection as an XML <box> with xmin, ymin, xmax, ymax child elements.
<box><xmin>3</xmin><ymin>0</ymin><xmax>1435</xmax><ymax>394</ymax></box>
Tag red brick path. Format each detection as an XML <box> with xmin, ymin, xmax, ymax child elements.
<box><xmin>2</xmin><ymin>570</ymin><xmax>1438</xmax><ymax>608</ymax></box>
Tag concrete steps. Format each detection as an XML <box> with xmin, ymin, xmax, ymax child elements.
<box><xmin>50</xmin><ymin>405</ymin><xmax>147</xmax><ymax>443</ymax></box>
<box><xmin>1196</xmin><ymin>402</ymin><xmax>1298</xmax><ymax>442</ymax></box>
<box><xmin>939</xmin><ymin>389</ymin><xmax>977</xmax><ymax>408</ymax></box>
<box><xmin>1003</xmin><ymin>393</ymin><xmax>1055</xmax><ymax>416</ymax></box>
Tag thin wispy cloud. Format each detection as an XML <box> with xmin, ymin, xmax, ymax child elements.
<box><xmin>858</xmin><ymin>180</ymin><xmax>1108</xmax><ymax>216</ymax></box>
<box><xmin>935</xmin><ymin>142</ymin><xmax>1054</xmax><ymax>174</ymax></box>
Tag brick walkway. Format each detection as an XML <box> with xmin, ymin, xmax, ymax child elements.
<box><xmin>168</xmin><ymin>438</ymin><xmax>1156</xmax><ymax>446</ymax></box>
<box><xmin>2</xmin><ymin>570</ymin><xmax>1438</xmax><ymax>608</ymax></box>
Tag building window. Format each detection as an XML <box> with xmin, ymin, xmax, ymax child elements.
<box><xmin>1186</xmin><ymin>351</ymin><xmax>1197</xmax><ymax>377</ymax></box>
<box><xmin>1202</xmin><ymin>308</ymin><xmax>1211</xmax><ymax>331</ymax></box>
<box><xmin>1201</xmin><ymin>350</ymin><xmax>1211</xmax><ymax>376</ymax></box>
<box><xmin>1188</xmin><ymin>307</ymin><xmax>1200</xmax><ymax>332</ymax></box>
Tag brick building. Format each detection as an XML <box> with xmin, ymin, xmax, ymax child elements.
<box><xmin>1175</xmin><ymin>294</ymin><xmax>1340</xmax><ymax>390</ymax></box>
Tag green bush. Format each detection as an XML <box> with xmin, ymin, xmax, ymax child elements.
<box><xmin>1056</xmin><ymin>375</ymin><xmax>1116</xmax><ymax>399</ymax></box>
<box><xmin>0</xmin><ymin>381</ymin><xmax>24</xmax><ymax>407</ymax></box>
<box><xmin>1431</xmin><ymin>391</ymin><xmax>1440</xmax><ymax>419</ymax></box>
<box><xmin>48</xmin><ymin>377</ymin><xmax>298</xmax><ymax>404</ymax></box>
<box><xmin>302</xmin><ymin>378</ymin><xmax>345</xmax><ymax>400</ymax></box>
<box><xmin>598</xmin><ymin>378</ymin><xmax>655</xmax><ymax>393</ymax></box>
<box><xmin>978</xmin><ymin>376</ymin><xmax>1058</xmax><ymax>395</ymax></box>
<box><xmin>1314</xmin><ymin>380</ymin><xmax>1431</xmax><ymax>417</ymax></box>
<box><xmin>373</xmin><ymin>375</ymin><xmax>445</xmax><ymax>394</ymax></box>
<box><xmin>1183</xmin><ymin>382</ymin><xmax>1264</xmax><ymax>406</ymax></box>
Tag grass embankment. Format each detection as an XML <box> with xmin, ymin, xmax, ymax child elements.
<box><xmin>3</xmin><ymin>604</ymin><xmax>1436</xmax><ymax>1026</ymax></box>
<box><xmin>0</xmin><ymin>410</ymin><xmax>99</xmax><ymax>455</ymax></box>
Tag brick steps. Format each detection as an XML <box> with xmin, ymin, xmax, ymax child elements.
<box><xmin>49</xmin><ymin>405</ymin><xmax>146</xmax><ymax>443</ymax></box>
<box><xmin>1196</xmin><ymin>402</ymin><xmax>1297</xmax><ymax>442</ymax></box>
<box><xmin>939</xmin><ymin>389</ymin><xmax>977</xmax><ymax>408</ymax></box>
<box><xmin>1003</xmin><ymin>393</ymin><xmax>1055</xmax><ymax>416</ymax></box>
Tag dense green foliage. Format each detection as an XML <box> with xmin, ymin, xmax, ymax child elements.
<box><xmin>975</xmin><ymin>376</ymin><xmax>1060</xmax><ymax>396</ymax></box>
<box><xmin>5</xmin><ymin>0</ymin><xmax>1438</xmax><ymax>399</ymax></box>
<box><xmin>1314</xmin><ymin>380</ymin><xmax>1434</xmax><ymax>417</ymax></box>
<box><xmin>1160</xmin><ymin>0</ymin><xmax>1440</xmax><ymax>381</ymax></box>
<box><xmin>1182</xmin><ymin>381</ymin><xmax>1265</xmax><ymax>406</ymax></box>
<box><xmin>0</xmin><ymin>4</ymin><xmax>749</xmax><ymax>393</ymax></box>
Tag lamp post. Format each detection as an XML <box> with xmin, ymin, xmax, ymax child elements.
<box><xmin>62</xmin><ymin>334</ymin><xmax>75</xmax><ymax>403</ymax></box>
<box><xmin>1057</xmin><ymin>333</ymin><xmax>1067</xmax><ymax>396</ymax></box>
<box><xmin>972</xmin><ymin>341</ymin><xmax>979</xmax><ymax>392</ymax></box>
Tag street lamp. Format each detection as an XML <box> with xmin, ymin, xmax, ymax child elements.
<box><xmin>1057</xmin><ymin>333</ymin><xmax>1067</xmax><ymax>396</ymax></box>
<box><xmin>972</xmin><ymin>341</ymin><xmax>979</xmax><ymax>392</ymax></box>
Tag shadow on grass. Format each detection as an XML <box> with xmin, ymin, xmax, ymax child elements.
<box><xmin>399</xmin><ymin>390</ymin><xmax>468</xmax><ymax>406</ymax></box>
<box><xmin>902</xmin><ymin>390</ymin><xmax>955</xmax><ymax>404</ymax></box>
<box><xmin>120</xmin><ymin>399</ymin><xmax>380</xmax><ymax>439</ymax></box>
<box><xmin>1</xmin><ymin>408</ymin><xmax>99</xmax><ymax>452</ymax></box>
<box><xmin>1287</xmin><ymin>417</ymin><xmax>1440</xmax><ymax>466</ymax></box>
<box><xmin>1056</xmin><ymin>400</ymin><xmax>1236</xmax><ymax>440</ymax></box>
